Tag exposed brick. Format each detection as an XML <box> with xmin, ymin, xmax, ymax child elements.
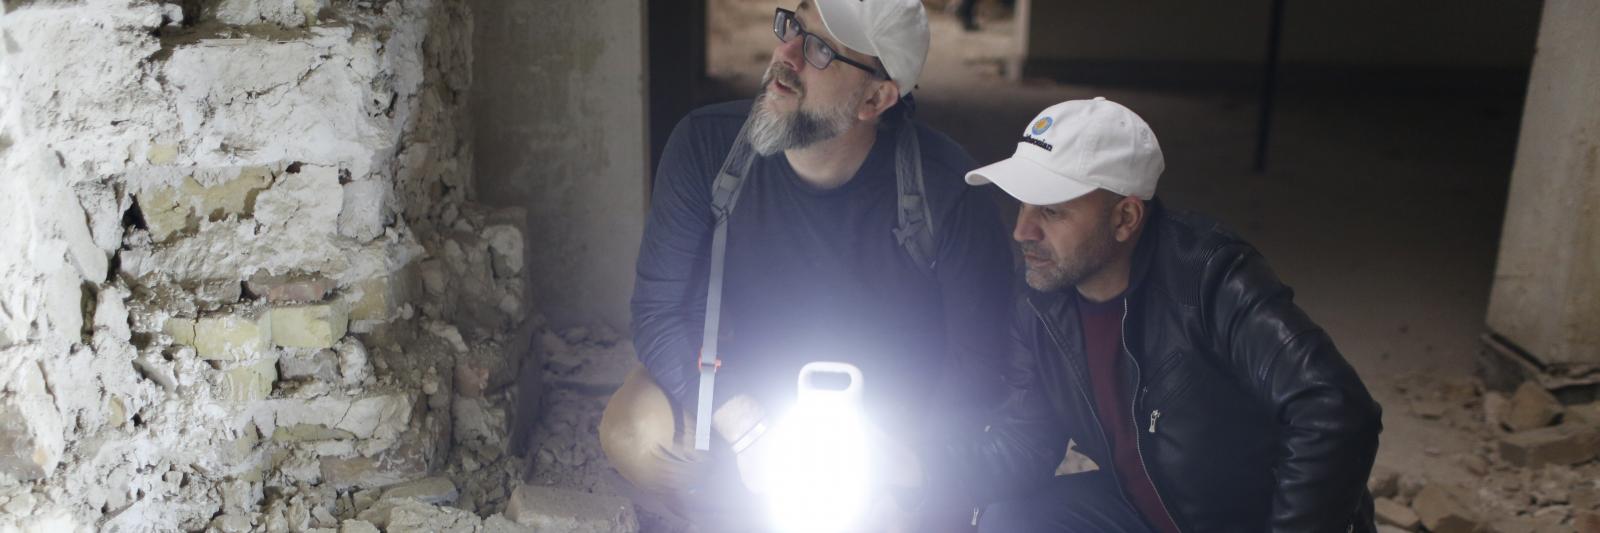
<box><xmin>271</xmin><ymin>303</ymin><xmax>349</xmax><ymax>349</ymax></box>
<box><xmin>136</xmin><ymin>168</ymin><xmax>275</xmax><ymax>242</ymax></box>
<box><xmin>348</xmin><ymin>274</ymin><xmax>408</xmax><ymax>327</ymax></box>
<box><xmin>255</xmin><ymin>393</ymin><xmax>415</xmax><ymax>442</ymax></box>
<box><xmin>279</xmin><ymin>349</ymin><xmax>340</xmax><ymax>381</ymax></box>
<box><xmin>216</xmin><ymin>357</ymin><xmax>279</xmax><ymax>403</ymax></box>
<box><xmin>379</xmin><ymin>476</ymin><xmax>458</xmax><ymax>505</ymax></box>
<box><xmin>505</xmin><ymin>484</ymin><xmax>638</xmax><ymax>533</ymax></box>
<box><xmin>1498</xmin><ymin>423</ymin><xmax>1600</xmax><ymax>468</ymax></box>
<box><xmin>174</xmin><ymin>311</ymin><xmax>272</xmax><ymax>360</ymax></box>
<box><xmin>247</xmin><ymin>271</ymin><xmax>336</xmax><ymax>304</ymax></box>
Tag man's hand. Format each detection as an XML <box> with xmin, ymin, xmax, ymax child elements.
<box><xmin>711</xmin><ymin>394</ymin><xmax>779</xmax><ymax>493</ymax></box>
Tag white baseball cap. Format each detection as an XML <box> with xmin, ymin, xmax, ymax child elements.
<box><xmin>814</xmin><ymin>0</ymin><xmax>929</xmax><ymax>97</ymax></box>
<box><xmin>966</xmin><ymin>97</ymin><xmax>1165</xmax><ymax>205</ymax></box>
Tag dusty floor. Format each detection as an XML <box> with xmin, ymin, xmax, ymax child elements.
<box><xmin>559</xmin><ymin>1</ymin><xmax>1544</xmax><ymax>531</ymax></box>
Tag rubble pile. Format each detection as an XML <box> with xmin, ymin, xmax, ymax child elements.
<box><xmin>1372</xmin><ymin>375</ymin><xmax>1600</xmax><ymax>532</ymax></box>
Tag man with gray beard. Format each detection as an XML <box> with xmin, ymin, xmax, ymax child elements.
<box><xmin>599</xmin><ymin>0</ymin><xmax>1012</xmax><ymax>530</ymax></box>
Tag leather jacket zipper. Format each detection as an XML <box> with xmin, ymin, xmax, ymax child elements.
<box><xmin>1122</xmin><ymin>298</ymin><xmax>1181</xmax><ymax>532</ymax></box>
<box><xmin>1025</xmin><ymin>298</ymin><xmax>1140</xmax><ymax>514</ymax></box>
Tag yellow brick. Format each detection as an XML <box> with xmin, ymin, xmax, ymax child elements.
<box><xmin>193</xmin><ymin>312</ymin><xmax>272</xmax><ymax>360</ymax></box>
<box><xmin>147</xmin><ymin>143</ymin><xmax>178</xmax><ymax>165</ymax></box>
<box><xmin>195</xmin><ymin>167</ymin><xmax>272</xmax><ymax>221</ymax></box>
<box><xmin>271</xmin><ymin>303</ymin><xmax>349</xmax><ymax>349</ymax></box>
<box><xmin>139</xmin><ymin>187</ymin><xmax>190</xmax><ymax>242</ymax></box>
<box><xmin>164</xmin><ymin>316</ymin><xmax>196</xmax><ymax>345</ymax></box>
<box><xmin>217</xmin><ymin>357</ymin><xmax>278</xmax><ymax>403</ymax></box>
<box><xmin>349</xmin><ymin>277</ymin><xmax>393</xmax><ymax>323</ymax></box>
<box><xmin>135</xmin><ymin>168</ymin><xmax>274</xmax><ymax>241</ymax></box>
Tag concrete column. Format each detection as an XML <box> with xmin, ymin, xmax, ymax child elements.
<box><xmin>1486</xmin><ymin>0</ymin><xmax>1600</xmax><ymax>372</ymax></box>
<box><xmin>470</xmin><ymin>0</ymin><xmax>650</xmax><ymax>332</ymax></box>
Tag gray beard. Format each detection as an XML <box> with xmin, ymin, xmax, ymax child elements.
<box><xmin>745</xmin><ymin>71</ymin><xmax>860</xmax><ymax>156</ymax></box>
<box><xmin>1022</xmin><ymin>228</ymin><xmax>1118</xmax><ymax>293</ymax></box>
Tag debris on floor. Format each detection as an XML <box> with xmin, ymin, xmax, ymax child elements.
<box><xmin>1375</xmin><ymin>374</ymin><xmax>1600</xmax><ymax>532</ymax></box>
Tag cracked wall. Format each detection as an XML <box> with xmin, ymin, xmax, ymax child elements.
<box><xmin>0</xmin><ymin>0</ymin><xmax>536</xmax><ymax>530</ymax></box>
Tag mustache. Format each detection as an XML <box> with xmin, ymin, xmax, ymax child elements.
<box><xmin>1020</xmin><ymin>242</ymin><xmax>1051</xmax><ymax>259</ymax></box>
<box><xmin>763</xmin><ymin>64</ymin><xmax>804</xmax><ymax>95</ymax></box>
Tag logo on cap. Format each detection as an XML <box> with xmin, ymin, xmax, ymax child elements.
<box><xmin>1030</xmin><ymin>117</ymin><xmax>1053</xmax><ymax>136</ymax></box>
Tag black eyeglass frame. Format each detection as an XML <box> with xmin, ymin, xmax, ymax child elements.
<box><xmin>773</xmin><ymin>8</ymin><xmax>887</xmax><ymax>79</ymax></box>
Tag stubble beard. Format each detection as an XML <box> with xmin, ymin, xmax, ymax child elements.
<box><xmin>745</xmin><ymin>63</ymin><xmax>862</xmax><ymax>157</ymax></box>
<box><xmin>1021</xmin><ymin>224</ymin><xmax>1119</xmax><ymax>293</ymax></box>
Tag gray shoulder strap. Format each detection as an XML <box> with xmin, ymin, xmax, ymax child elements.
<box><xmin>892</xmin><ymin>117</ymin><xmax>938</xmax><ymax>278</ymax></box>
<box><xmin>695</xmin><ymin>118</ymin><xmax>758</xmax><ymax>451</ymax></box>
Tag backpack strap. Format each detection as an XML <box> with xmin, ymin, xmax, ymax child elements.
<box><xmin>892</xmin><ymin>115</ymin><xmax>938</xmax><ymax>278</ymax></box>
<box><xmin>693</xmin><ymin>110</ymin><xmax>937</xmax><ymax>450</ymax></box>
<box><xmin>695</xmin><ymin>117</ymin><xmax>758</xmax><ymax>451</ymax></box>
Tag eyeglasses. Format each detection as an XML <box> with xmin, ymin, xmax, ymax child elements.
<box><xmin>773</xmin><ymin>8</ymin><xmax>885</xmax><ymax>78</ymax></box>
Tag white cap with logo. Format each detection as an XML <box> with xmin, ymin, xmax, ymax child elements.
<box><xmin>815</xmin><ymin>0</ymin><xmax>929</xmax><ymax>97</ymax></box>
<box><xmin>966</xmin><ymin>97</ymin><xmax>1165</xmax><ymax>205</ymax></box>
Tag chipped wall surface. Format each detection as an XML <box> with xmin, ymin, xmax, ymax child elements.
<box><xmin>1486</xmin><ymin>0</ymin><xmax>1600</xmax><ymax>370</ymax></box>
<box><xmin>470</xmin><ymin>0</ymin><xmax>648</xmax><ymax>332</ymax></box>
<box><xmin>0</xmin><ymin>0</ymin><xmax>536</xmax><ymax>530</ymax></box>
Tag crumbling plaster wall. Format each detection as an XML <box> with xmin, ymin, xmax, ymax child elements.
<box><xmin>469</xmin><ymin>0</ymin><xmax>648</xmax><ymax>333</ymax></box>
<box><xmin>1486</xmin><ymin>0</ymin><xmax>1600</xmax><ymax>372</ymax></box>
<box><xmin>0</xmin><ymin>0</ymin><xmax>534</xmax><ymax>530</ymax></box>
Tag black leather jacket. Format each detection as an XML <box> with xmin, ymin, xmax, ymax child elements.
<box><xmin>924</xmin><ymin>201</ymin><xmax>1383</xmax><ymax>533</ymax></box>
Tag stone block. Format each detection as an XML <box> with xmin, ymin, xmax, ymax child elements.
<box><xmin>255</xmin><ymin>393</ymin><xmax>415</xmax><ymax>441</ymax></box>
<box><xmin>321</xmin><ymin>453</ymin><xmax>427</xmax><ymax>492</ymax></box>
<box><xmin>1504</xmin><ymin>381</ymin><xmax>1564</xmax><ymax>432</ymax></box>
<box><xmin>379</xmin><ymin>476</ymin><xmax>458</xmax><ymax>505</ymax></box>
<box><xmin>1412</xmin><ymin>485</ymin><xmax>1479</xmax><ymax>533</ymax></box>
<box><xmin>272</xmin><ymin>303</ymin><xmax>349</xmax><ymax>349</ymax></box>
<box><xmin>358</xmin><ymin>497</ymin><xmax>480</xmax><ymax>533</ymax></box>
<box><xmin>0</xmin><ymin>364</ymin><xmax>64</xmax><ymax>482</ymax></box>
<box><xmin>348</xmin><ymin>275</ymin><xmax>403</xmax><ymax>325</ymax></box>
<box><xmin>178</xmin><ymin>310</ymin><xmax>272</xmax><ymax>360</ymax></box>
<box><xmin>338</xmin><ymin>180</ymin><xmax>392</xmax><ymax>243</ymax></box>
<box><xmin>336</xmin><ymin>337</ymin><xmax>371</xmax><ymax>386</ymax></box>
<box><xmin>504</xmin><ymin>484</ymin><xmax>639</xmax><ymax>533</ymax></box>
<box><xmin>279</xmin><ymin>349</ymin><xmax>340</xmax><ymax>381</ymax></box>
<box><xmin>136</xmin><ymin>169</ymin><xmax>274</xmax><ymax>241</ymax></box>
<box><xmin>453</xmin><ymin>396</ymin><xmax>506</xmax><ymax>449</ymax></box>
<box><xmin>217</xmin><ymin>357</ymin><xmax>279</xmax><ymax>403</ymax></box>
<box><xmin>147</xmin><ymin>143</ymin><xmax>179</xmax><ymax>165</ymax></box>
<box><xmin>339</xmin><ymin>520</ymin><xmax>380</xmax><ymax>533</ymax></box>
<box><xmin>1368</xmin><ymin>465</ymin><xmax>1400</xmax><ymax>500</ymax></box>
<box><xmin>248</xmin><ymin>271</ymin><xmax>336</xmax><ymax>303</ymax></box>
<box><xmin>273</xmin><ymin>424</ymin><xmax>357</xmax><ymax>442</ymax></box>
<box><xmin>1373</xmin><ymin>498</ymin><xmax>1420</xmax><ymax>530</ymax></box>
<box><xmin>482</xmin><ymin>224</ymin><xmax>524</xmax><ymax>278</ymax></box>
<box><xmin>1498</xmin><ymin>423</ymin><xmax>1600</xmax><ymax>467</ymax></box>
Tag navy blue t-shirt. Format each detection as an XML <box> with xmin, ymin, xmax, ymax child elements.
<box><xmin>630</xmin><ymin>100</ymin><xmax>1013</xmax><ymax>431</ymax></box>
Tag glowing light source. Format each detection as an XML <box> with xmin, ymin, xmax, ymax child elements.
<box><xmin>765</xmin><ymin>362</ymin><xmax>872</xmax><ymax>533</ymax></box>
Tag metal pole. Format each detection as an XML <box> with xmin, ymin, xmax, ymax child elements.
<box><xmin>1254</xmin><ymin>0</ymin><xmax>1286</xmax><ymax>172</ymax></box>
